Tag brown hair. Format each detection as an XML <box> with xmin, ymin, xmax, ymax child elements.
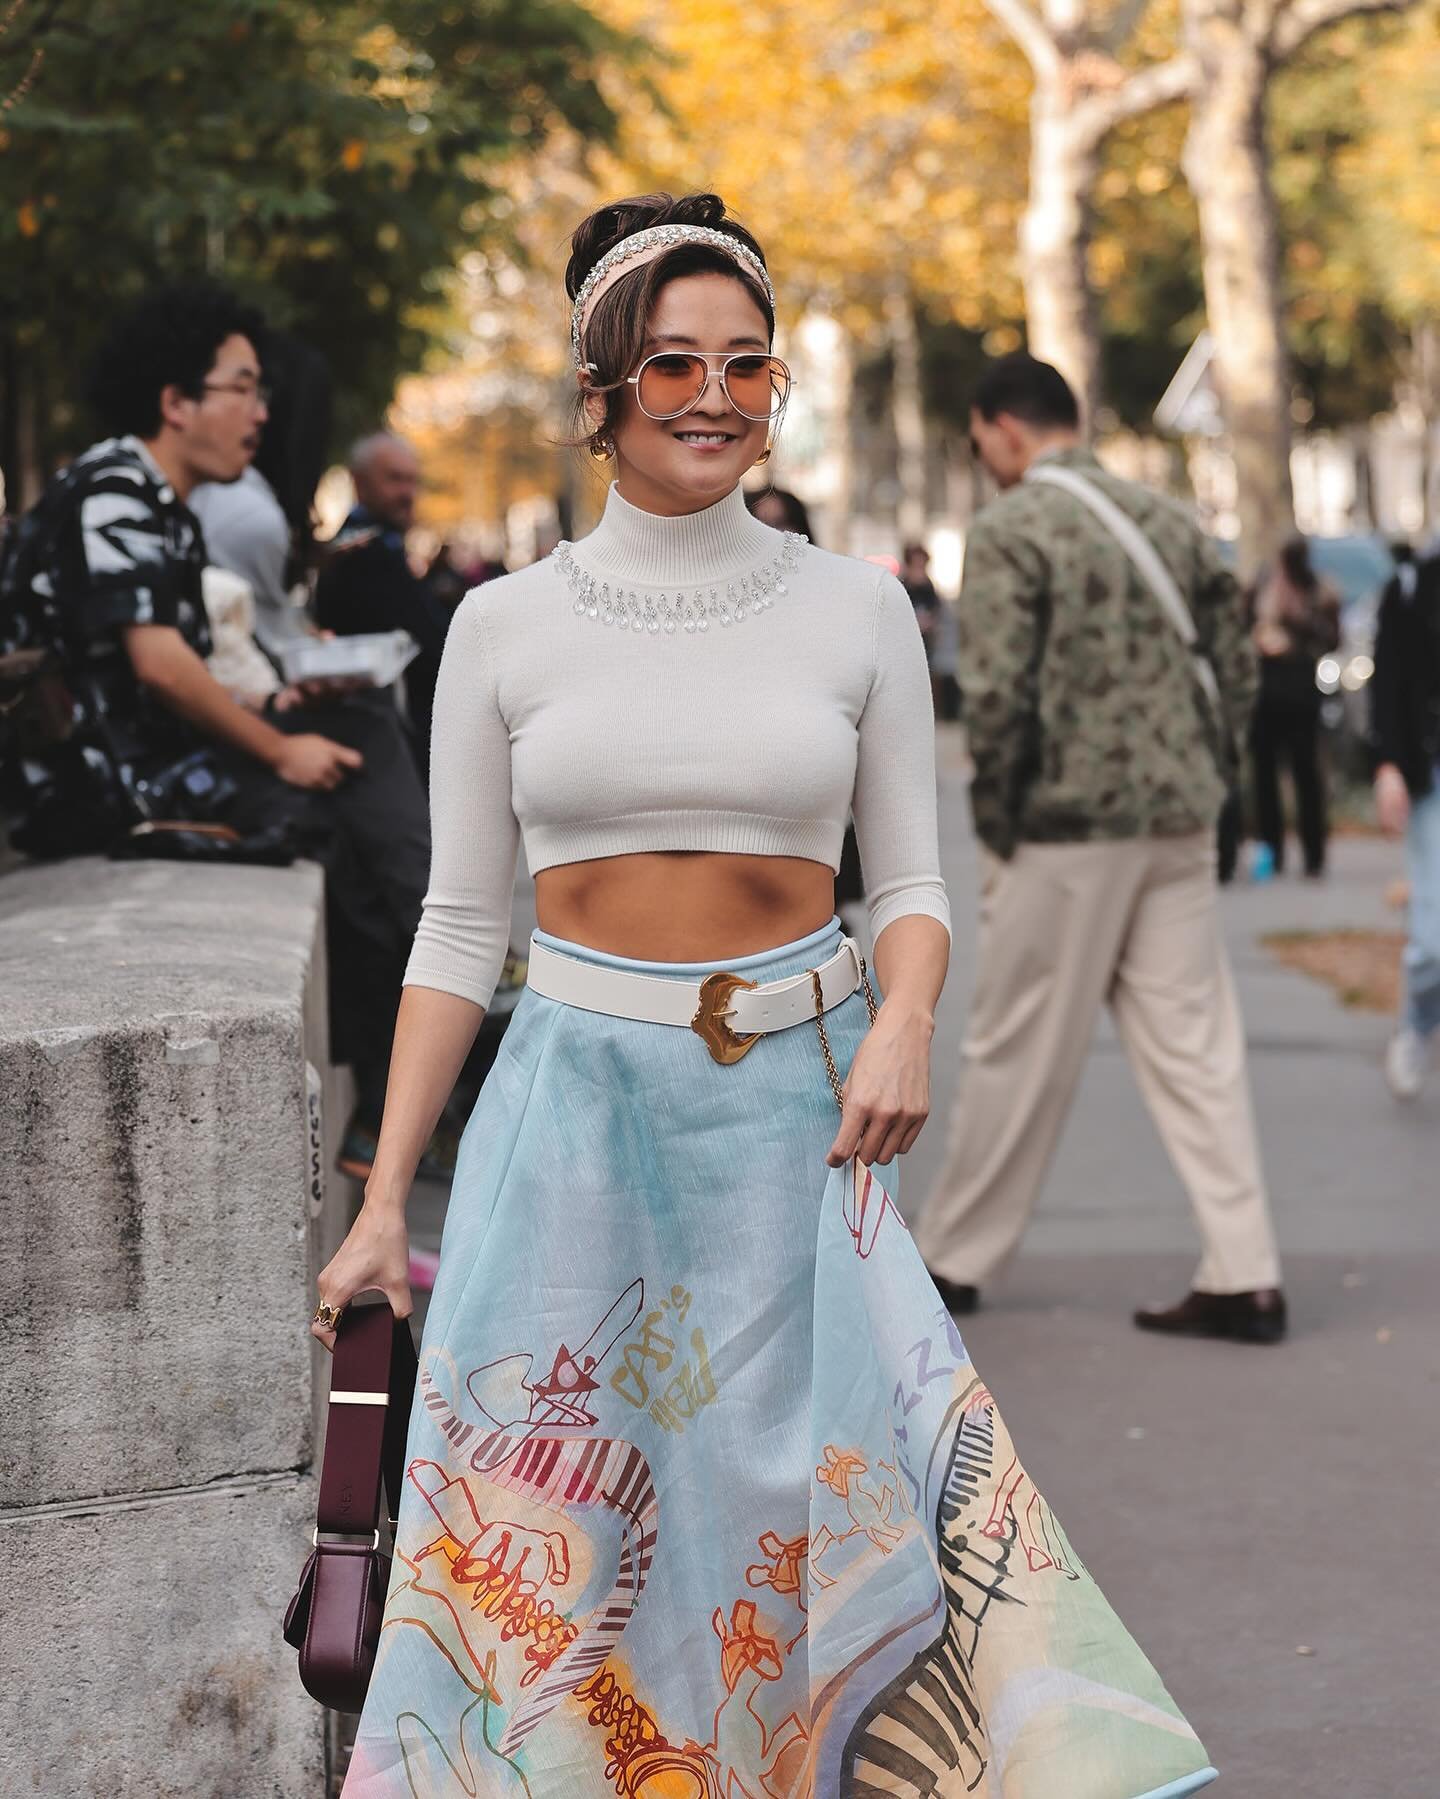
<box><xmin>565</xmin><ymin>192</ymin><xmax>775</xmax><ymax>455</ymax></box>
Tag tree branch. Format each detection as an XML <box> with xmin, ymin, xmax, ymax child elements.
<box><xmin>1271</xmin><ymin>0</ymin><xmax>1418</xmax><ymax>59</ymax></box>
<box><xmin>1073</xmin><ymin>51</ymin><xmax>1196</xmax><ymax>144</ymax></box>
<box><xmin>1106</xmin><ymin>50</ymin><xmax>1198</xmax><ymax>119</ymax></box>
<box><xmin>983</xmin><ymin>0</ymin><xmax>1063</xmax><ymax>77</ymax></box>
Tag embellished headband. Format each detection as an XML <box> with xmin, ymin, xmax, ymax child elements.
<box><xmin>570</xmin><ymin>224</ymin><xmax>777</xmax><ymax>369</ymax></box>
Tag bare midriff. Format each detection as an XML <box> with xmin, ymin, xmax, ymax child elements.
<box><xmin>534</xmin><ymin>851</ymin><xmax>836</xmax><ymax>961</ymax></box>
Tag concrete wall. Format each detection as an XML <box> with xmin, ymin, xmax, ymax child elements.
<box><xmin>0</xmin><ymin>859</ymin><xmax>354</xmax><ymax>1797</ymax></box>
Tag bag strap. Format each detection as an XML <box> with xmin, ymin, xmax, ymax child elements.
<box><xmin>315</xmin><ymin>1303</ymin><xmax>418</xmax><ymax>1543</ymax></box>
<box><xmin>1024</xmin><ymin>463</ymin><xmax>1222</xmax><ymax>712</ymax></box>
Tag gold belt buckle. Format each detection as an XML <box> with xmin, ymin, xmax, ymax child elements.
<box><xmin>691</xmin><ymin>970</ymin><xmax>761</xmax><ymax>1065</ymax></box>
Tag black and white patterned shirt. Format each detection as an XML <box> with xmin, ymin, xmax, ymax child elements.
<box><xmin>47</xmin><ymin>434</ymin><xmax>213</xmax><ymax>759</ymax></box>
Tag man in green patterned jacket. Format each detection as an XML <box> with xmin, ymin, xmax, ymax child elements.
<box><xmin>915</xmin><ymin>353</ymin><xmax>1287</xmax><ymax>1344</ymax></box>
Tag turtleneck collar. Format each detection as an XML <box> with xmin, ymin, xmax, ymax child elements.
<box><xmin>575</xmin><ymin>482</ymin><xmax>782</xmax><ymax>587</ymax></box>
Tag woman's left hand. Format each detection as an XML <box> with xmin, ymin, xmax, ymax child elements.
<box><xmin>826</xmin><ymin>1004</ymin><xmax>933</xmax><ymax>1169</ymax></box>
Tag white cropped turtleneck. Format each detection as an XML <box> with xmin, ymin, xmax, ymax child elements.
<box><xmin>403</xmin><ymin>483</ymin><xmax>950</xmax><ymax>1007</ymax></box>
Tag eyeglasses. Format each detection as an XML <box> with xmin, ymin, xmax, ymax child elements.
<box><xmin>626</xmin><ymin>352</ymin><xmax>792</xmax><ymax>423</ymax></box>
<box><xmin>202</xmin><ymin>379</ymin><xmax>271</xmax><ymax>406</ymax></box>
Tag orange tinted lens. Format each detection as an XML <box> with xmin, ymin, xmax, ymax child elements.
<box><xmin>636</xmin><ymin>353</ymin><xmax>707</xmax><ymax>418</ymax></box>
<box><xmin>725</xmin><ymin>356</ymin><xmax>787</xmax><ymax>420</ymax></box>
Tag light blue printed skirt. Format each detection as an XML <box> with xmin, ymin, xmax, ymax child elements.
<box><xmin>344</xmin><ymin>918</ymin><xmax>1218</xmax><ymax>1799</ymax></box>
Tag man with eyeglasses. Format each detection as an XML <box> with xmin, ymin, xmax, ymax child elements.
<box><xmin>2</xmin><ymin>282</ymin><xmax>433</xmax><ymax>1179</ymax></box>
<box><xmin>6</xmin><ymin>283</ymin><xmax>368</xmax><ymax>837</ymax></box>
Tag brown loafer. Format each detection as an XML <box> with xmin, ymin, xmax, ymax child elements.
<box><xmin>1134</xmin><ymin>1288</ymin><xmax>1287</xmax><ymax>1345</ymax></box>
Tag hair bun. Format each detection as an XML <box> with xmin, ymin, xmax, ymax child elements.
<box><xmin>565</xmin><ymin>192</ymin><xmax>746</xmax><ymax>299</ymax></box>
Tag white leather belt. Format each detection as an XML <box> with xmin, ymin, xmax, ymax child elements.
<box><xmin>525</xmin><ymin>934</ymin><xmax>866</xmax><ymax>1065</ymax></box>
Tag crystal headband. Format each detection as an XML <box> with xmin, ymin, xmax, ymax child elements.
<box><xmin>570</xmin><ymin>224</ymin><xmax>777</xmax><ymax>369</ymax></box>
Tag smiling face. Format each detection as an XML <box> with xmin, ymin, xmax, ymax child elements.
<box><xmin>594</xmin><ymin>272</ymin><xmax>774</xmax><ymax>518</ymax></box>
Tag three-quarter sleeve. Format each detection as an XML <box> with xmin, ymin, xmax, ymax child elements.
<box><xmin>402</xmin><ymin>593</ymin><xmax>520</xmax><ymax>1009</ymax></box>
<box><xmin>852</xmin><ymin>572</ymin><xmax>951</xmax><ymax>945</ymax></box>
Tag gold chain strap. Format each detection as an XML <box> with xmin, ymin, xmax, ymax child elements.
<box><xmin>810</xmin><ymin>956</ymin><xmax>878</xmax><ymax>1113</ymax></box>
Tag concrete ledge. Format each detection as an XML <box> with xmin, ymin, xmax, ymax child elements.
<box><xmin>0</xmin><ymin>858</ymin><xmax>345</xmax><ymax>1793</ymax></box>
<box><xmin>0</xmin><ymin>1474</ymin><xmax>327</xmax><ymax>1798</ymax></box>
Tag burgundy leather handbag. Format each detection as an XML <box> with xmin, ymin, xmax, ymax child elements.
<box><xmin>283</xmin><ymin>1301</ymin><xmax>417</xmax><ymax>1712</ymax></box>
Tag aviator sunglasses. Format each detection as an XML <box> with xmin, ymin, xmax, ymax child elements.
<box><xmin>625</xmin><ymin>351</ymin><xmax>793</xmax><ymax>423</ymax></box>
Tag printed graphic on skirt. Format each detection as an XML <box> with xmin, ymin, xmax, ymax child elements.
<box><xmin>341</xmin><ymin>1146</ymin><xmax>1216</xmax><ymax>1799</ymax></box>
<box><xmin>338</xmin><ymin>921</ymin><xmax>1214</xmax><ymax>1798</ymax></box>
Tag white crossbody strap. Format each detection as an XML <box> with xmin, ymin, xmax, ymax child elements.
<box><xmin>1025</xmin><ymin>463</ymin><xmax>1221</xmax><ymax>711</ymax></box>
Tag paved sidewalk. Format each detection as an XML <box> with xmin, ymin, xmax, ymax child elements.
<box><xmin>911</xmin><ymin>729</ymin><xmax>1437</xmax><ymax>1797</ymax></box>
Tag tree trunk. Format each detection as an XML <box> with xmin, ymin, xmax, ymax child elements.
<box><xmin>1021</xmin><ymin>82</ymin><xmax>1103</xmax><ymax>432</ymax></box>
<box><xmin>1183</xmin><ymin>13</ymin><xmax>1294</xmax><ymax>579</ymax></box>
<box><xmin>828</xmin><ymin>327</ymin><xmax>856</xmax><ymax>555</ymax></box>
<box><xmin>887</xmin><ymin>284</ymin><xmax>927</xmax><ymax>544</ymax></box>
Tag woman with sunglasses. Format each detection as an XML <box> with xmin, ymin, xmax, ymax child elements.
<box><xmin>327</xmin><ymin>192</ymin><xmax>1216</xmax><ymax>1798</ymax></box>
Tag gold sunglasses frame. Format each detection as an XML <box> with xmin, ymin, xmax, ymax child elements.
<box><xmin>625</xmin><ymin>351</ymin><xmax>793</xmax><ymax>423</ymax></box>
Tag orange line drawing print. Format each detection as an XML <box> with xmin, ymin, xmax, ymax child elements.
<box><xmin>745</xmin><ymin>1531</ymin><xmax>809</xmax><ymax>1656</ymax></box>
<box><xmin>415</xmin><ymin>1461</ymin><xmax>571</xmax><ymax>1592</ymax></box>
<box><xmin>842</xmin><ymin>1158</ymin><xmax>908</xmax><ymax>1259</ymax></box>
<box><xmin>809</xmin><ymin>1446</ymin><xmax>908</xmax><ymax>1591</ymax></box>
<box><xmin>694</xmin><ymin>1600</ymin><xmax>808</xmax><ymax>1799</ymax></box>
<box><xmin>406</xmin><ymin>1460</ymin><xmax>581</xmax><ymax>1694</ymax></box>
<box><xmin>412</xmin><ymin>1410</ymin><xmax>661</xmax><ymax>1759</ymax></box>
<box><xmin>982</xmin><ymin>1452</ymin><xmax>1080</xmax><ymax>1578</ymax></box>
<box><xmin>573</xmin><ymin>1666</ymin><xmax>710</xmax><ymax>1799</ymax></box>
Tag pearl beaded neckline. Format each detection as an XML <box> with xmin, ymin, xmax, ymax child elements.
<box><xmin>553</xmin><ymin>532</ymin><xmax>808</xmax><ymax>637</ymax></box>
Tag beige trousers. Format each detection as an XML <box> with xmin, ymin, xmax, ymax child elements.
<box><xmin>915</xmin><ymin>832</ymin><xmax>1281</xmax><ymax>1295</ymax></box>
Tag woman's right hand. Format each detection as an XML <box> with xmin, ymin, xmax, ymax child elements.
<box><xmin>311</xmin><ymin>1201</ymin><xmax>412</xmax><ymax>1351</ymax></box>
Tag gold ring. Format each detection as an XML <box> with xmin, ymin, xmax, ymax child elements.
<box><xmin>313</xmin><ymin>1300</ymin><xmax>345</xmax><ymax>1329</ymax></box>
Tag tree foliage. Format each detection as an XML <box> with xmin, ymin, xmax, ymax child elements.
<box><xmin>0</xmin><ymin>0</ymin><xmax>633</xmax><ymax>476</ymax></box>
<box><xmin>588</xmin><ymin>0</ymin><xmax>1031</xmax><ymax>332</ymax></box>
<box><xmin>1331</xmin><ymin>1</ymin><xmax>1440</xmax><ymax>326</ymax></box>
<box><xmin>10</xmin><ymin>0</ymin><xmax>1425</xmax><ymax>521</ymax></box>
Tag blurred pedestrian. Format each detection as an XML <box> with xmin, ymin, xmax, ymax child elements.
<box><xmin>190</xmin><ymin>330</ymin><xmax>332</xmax><ymax>658</ymax></box>
<box><xmin>745</xmin><ymin>482</ymin><xmax>812</xmax><ymax>538</ymax></box>
<box><xmin>1370</xmin><ymin>541</ymin><xmax>1440</xmax><ymax>1099</ymax></box>
<box><xmin>316</xmin><ymin>432</ymin><xmax>451</xmax><ymax>771</ymax></box>
<box><xmin>190</xmin><ymin>463</ymin><xmax>299</xmax><ymax>656</ymax></box>
<box><xmin>425</xmin><ymin>540</ymin><xmax>472</xmax><ymax>615</ymax></box>
<box><xmin>900</xmin><ymin>540</ymin><xmax>940</xmax><ymax>655</ymax></box>
<box><xmin>0</xmin><ymin>282</ymin><xmax>432</xmax><ymax>1180</ymax></box>
<box><xmin>917</xmin><ymin>351</ymin><xmax>1286</xmax><ymax>1345</ymax></box>
<box><xmin>1248</xmin><ymin>536</ymin><xmax>1340</xmax><ymax>877</ymax></box>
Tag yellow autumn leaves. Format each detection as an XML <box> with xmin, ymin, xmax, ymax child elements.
<box><xmin>587</xmin><ymin>0</ymin><xmax>1031</xmax><ymax>325</ymax></box>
